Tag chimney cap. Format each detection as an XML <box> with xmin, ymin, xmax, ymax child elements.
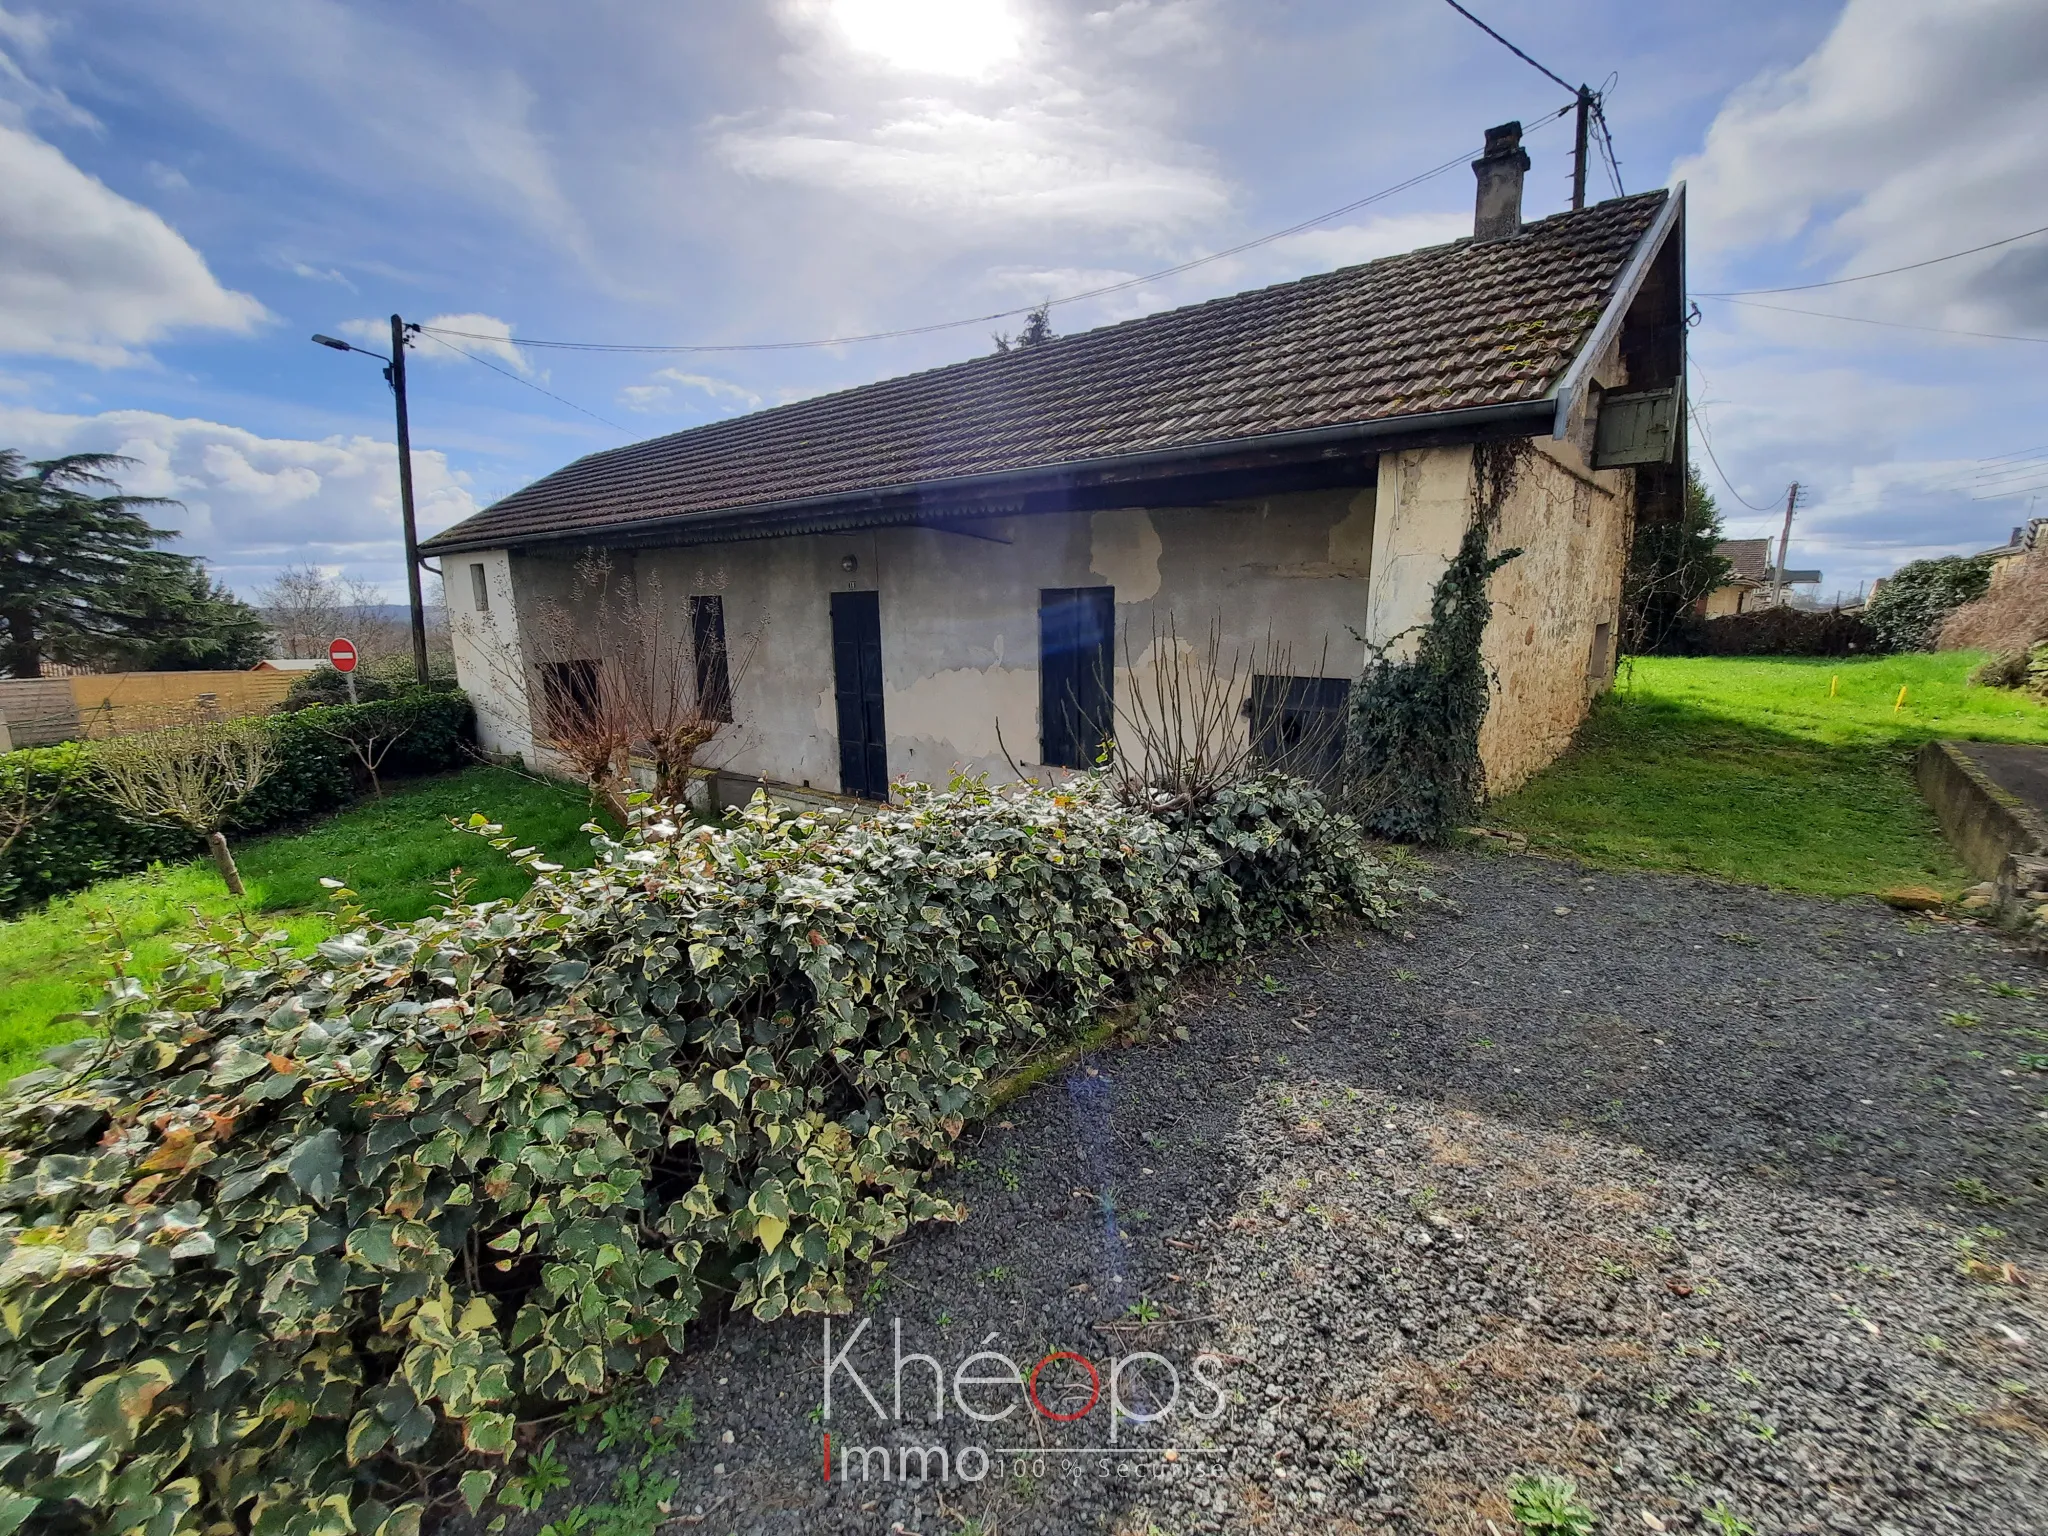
<box><xmin>1471</xmin><ymin>120</ymin><xmax>1531</xmax><ymax>241</ymax></box>
<box><xmin>1480</xmin><ymin>121</ymin><xmax>1525</xmax><ymax>157</ymax></box>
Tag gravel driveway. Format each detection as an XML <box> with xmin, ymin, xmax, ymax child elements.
<box><xmin>529</xmin><ymin>852</ymin><xmax>2048</xmax><ymax>1536</ymax></box>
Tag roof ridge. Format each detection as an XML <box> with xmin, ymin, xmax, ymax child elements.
<box><xmin>424</xmin><ymin>188</ymin><xmax>1673</xmax><ymax>552</ymax></box>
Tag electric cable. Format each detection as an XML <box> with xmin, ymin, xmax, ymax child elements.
<box><xmin>420</xmin><ymin>109</ymin><xmax>1573</xmax><ymax>358</ymax></box>
<box><xmin>1697</xmin><ymin>223</ymin><xmax>2048</xmax><ymax>297</ymax></box>
<box><xmin>417</xmin><ymin>330</ymin><xmax>632</xmax><ymax>433</ymax></box>
<box><xmin>1706</xmin><ymin>295</ymin><xmax>2048</xmax><ymax>346</ymax></box>
<box><xmin>1436</xmin><ymin>0</ymin><xmax>1575</xmax><ymax>93</ymax></box>
<box><xmin>1686</xmin><ymin>395</ymin><xmax>1778</xmax><ymax>513</ymax></box>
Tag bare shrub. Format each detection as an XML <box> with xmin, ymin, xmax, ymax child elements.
<box><xmin>89</xmin><ymin>719</ymin><xmax>272</xmax><ymax>894</ymax></box>
<box><xmin>308</xmin><ymin>695</ymin><xmax>422</xmax><ymax>797</ymax></box>
<box><xmin>515</xmin><ymin>552</ymin><xmax>758</xmax><ymax>818</ymax></box>
<box><xmin>1112</xmin><ymin>613</ymin><xmax>1340</xmax><ymax>812</ymax></box>
<box><xmin>1939</xmin><ymin>545</ymin><xmax>2048</xmax><ymax>658</ymax></box>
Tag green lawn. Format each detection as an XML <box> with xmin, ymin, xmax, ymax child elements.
<box><xmin>0</xmin><ymin>767</ymin><xmax>609</xmax><ymax>1082</ymax></box>
<box><xmin>1487</xmin><ymin>652</ymin><xmax>2048</xmax><ymax>899</ymax></box>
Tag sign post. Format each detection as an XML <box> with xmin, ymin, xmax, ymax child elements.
<box><xmin>329</xmin><ymin>637</ymin><xmax>359</xmax><ymax>706</ymax></box>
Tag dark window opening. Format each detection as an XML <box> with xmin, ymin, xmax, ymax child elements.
<box><xmin>1039</xmin><ymin>587</ymin><xmax>1115</xmax><ymax>770</ymax></box>
<box><xmin>831</xmin><ymin>590</ymin><xmax>888</xmax><ymax>800</ymax></box>
<box><xmin>469</xmin><ymin>562</ymin><xmax>489</xmax><ymax>612</ymax></box>
<box><xmin>1250</xmin><ymin>674</ymin><xmax>1350</xmax><ymax>785</ymax></box>
<box><xmin>541</xmin><ymin>659</ymin><xmax>601</xmax><ymax>734</ymax></box>
<box><xmin>1587</xmin><ymin>621</ymin><xmax>1613</xmax><ymax>683</ymax></box>
<box><xmin>690</xmin><ymin>595</ymin><xmax>733</xmax><ymax>722</ymax></box>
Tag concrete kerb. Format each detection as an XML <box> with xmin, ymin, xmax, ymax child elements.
<box><xmin>1916</xmin><ymin>740</ymin><xmax>2048</xmax><ymax>880</ymax></box>
<box><xmin>1917</xmin><ymin>739</ymin><xmax>2048</xmax><ymax>960</ymax></box>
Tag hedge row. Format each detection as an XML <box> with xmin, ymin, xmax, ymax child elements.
<box><xmin>0</xmin><ymin>770</ymin><xmax>1408</xmax><ymax>1536</ymax></box>
<box><xmin>0</xmin><ymin>690</ymin><xmax>476</xmax><ymax>912</ymax></box>
<box><xmin>1657</xmin><ymin>605</ymin><xmax>1881</xmax><ymax>658</ymax></box>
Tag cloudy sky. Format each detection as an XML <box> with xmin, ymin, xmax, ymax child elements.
<box><xmin>2</xmin><ymin>0</ymin><xmax>2043</xmax><ymax>601</ymax></box>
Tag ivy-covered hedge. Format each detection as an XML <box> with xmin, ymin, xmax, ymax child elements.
<box><xmin>0</xmin><ymin>690</ymin><xmax>476</xmax><ymax>912</ymax></box>
<box><xmin>0</xmin><ymin>772</ymin><xmax>1403</xmax><ymax>1536</ymax></box>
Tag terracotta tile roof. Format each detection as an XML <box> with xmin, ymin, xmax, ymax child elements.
<box><xmin>1718</xmin><ymin>538</ymin><xmax>1774</xmax><ymax>585</ymax></box>
<box><xmin>1717</xmin><ymin>539</ymin><xmax>1820</xmax><ymax>587</ymax></box>
<box><xmin>425</xmin><ymin>190</ymin><xmax>1670</xmax><ymax>553</ymax></box>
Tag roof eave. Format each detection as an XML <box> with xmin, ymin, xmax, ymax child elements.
<box><xmin>1549</xmin><ymin>184</ymin><xmax>1685</xmax><ymax>440</ymax></box>
<box><xmin>420</xmin><ymin>394</ymin><xmax>1557</xmax><ymax>556</ymax></box>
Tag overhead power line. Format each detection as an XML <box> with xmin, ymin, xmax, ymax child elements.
<box><xmin>417</xmin><ymin>330</ymin><xmax>631</xmax><ymax>433</ymax></box>
<box><xmin>1685</xmin><ymin>395</ymin><xmax>1778</xmax><ymax>514</ymax></box>
<box><xmin>1707</xmin><ymin>294</ymin><xmax>2048</xmax><ymax>346</ymax></box>
<box><xmin>420</xmin><ymin>108</ymin><xmax>1572</xmax><ymax>358</ymax></box>
<box><xmin>1698</xmin><ymin>222</ymin><xmax>2048</xmax><ymax>297</ymax></box>
<box><xmin>1435</xmin><ymin>0</ymin><xmax>1575</xmax><ymax>93</ymax></box>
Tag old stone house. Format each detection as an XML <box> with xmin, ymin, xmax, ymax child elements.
<box><xmin>423</xmin><ymin>123</ymin><xmax>1686</xmax><ymax>807</ymax></box>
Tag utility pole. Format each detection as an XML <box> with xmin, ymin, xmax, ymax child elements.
<box><xmin>1571</xmin><ymin>85</ymin><xmax>1592</xmax><ymax>211</ymax></box>
<box><xmin>1772</xmin><ymin>482</ymin><xmax>1801</xmax><ymax>609</ymax></box>
<box><xmin>387</xmin><ymin>314</ymin><xmax>428</xmax><ymax>684</ymax></box>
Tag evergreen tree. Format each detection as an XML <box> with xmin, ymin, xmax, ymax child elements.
<box><xmin>0</xmin><ymin>450</ymin><xmax>260</xmax><ymax>675</ymax></box>
<box><xmin>1621</xmin><ymin>466</ymin><xmax>1731</xmax><ymax>655</ymax></box>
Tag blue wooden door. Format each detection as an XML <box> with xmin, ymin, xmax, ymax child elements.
<box><xmin>831</xmin><ymin>590</ymin><xmax>888</xmax><ymax>799</ymax></box>
<box><xmin>1039</xmin><ymin>587</ymin><xmax>1115</xmax><ymax>769</ymax></box>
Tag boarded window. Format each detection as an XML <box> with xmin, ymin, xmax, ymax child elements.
<box><xmin>1040</xmin><ymin>587</ymin><xmax>1115</xmax><ymax>769</ymax></box>
<box><xmin>469</xmin><ymin>562</ymin><xmax>489</xmax><ymax>612</ymax></box>
<box><xmin>541</xmin><ymin>659</ymin><xmax>600</xmax><ymax>734</ymax></box>
<box><xmin>1250</xmin><ymin>675</ymin><xmax>1350</xmax><ymax>784</ymax></box>
<box><xmin>690</xmin><ymin>595</ymin><xmax>732</xmax><ymax>722</ymax></box>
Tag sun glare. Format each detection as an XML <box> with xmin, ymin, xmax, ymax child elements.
<box><xmin>828</xmin><ymin>0</ymin><xmax>1024</xmax><ymax>77</ymax></box>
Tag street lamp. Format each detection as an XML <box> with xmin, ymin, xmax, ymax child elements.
<box><xmin>309</xmin><ymin>315</ymin><xmax>428</xmax><ymax>684</ymax></box>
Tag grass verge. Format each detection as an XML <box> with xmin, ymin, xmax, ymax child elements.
<box><xmin>1486</xmin><ymin>653</ymin><xmax>2048</xmax><ymax>899</ymax></box>
<box><xmin>0</xmin><ymin>766</ymin><xmax>608</xmax><ymax>1082</ymax></box>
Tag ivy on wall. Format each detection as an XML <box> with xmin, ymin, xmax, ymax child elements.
<box><xmin>1342</xmin><ymin>441</ymin><xmax>1526</xmax><ymax>842</ymax></box>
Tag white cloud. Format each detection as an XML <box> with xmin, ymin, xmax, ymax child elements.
<box><xmin>823</xmin><ymin>0</ymin><xmax>1025</xmax><ymax>79</ymax></box>
<box><xmin>1674</xmin><ymin>0</ymin><xmax>2048</xmax><ymax>330</ymax></box>
<box><xmin>722</xmin><ymin>0</ymin><xmax>1227</xmax><ymax>245</ymax></box>
<box><xmin>0</xmin><ymin>122</ymin><xmax>267</xmax><ymax>364</ymax></box>
<box><xmin>720</xmin><ymin>97</ymin><xmax>1225</xmax><ymax>236</ymax></box>
<box><xmin>344</xmin><ymin>312</ymin><xmax>532</xmax><ymax>376</ymax></box>
<box><xmin>0</xmin><ymin>5</ymin><xmax>95</xmax><ymax>131</ymax></box>
<box><xmin>619</xmin><ymin>369</ymin><xmax>762</xmax><ymax>414</ymax></box>
<box><xmin>0</xmin><ymin>405</ymin><xmax>476</xmax><ymax>595</ymax></box>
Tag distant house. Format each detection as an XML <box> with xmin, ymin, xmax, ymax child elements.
<box><xmin>423</xmin><ymin>122</ymin><xmax>1688</xmax><ymax>806</ymax></box>
<box><xmin>1700</xmin><ymin>538</ymin><xmax>1821</xmax><ymax>617</ymax></box>
<box><xmin>1978</xmin><ymin>519</ymin><xmax>2046</xmax><ymax>592</ymax></box>
<box><xmin>251</xmin><ymin>658</ymin><xmax>324</xmax><ymax>673</ymax></box>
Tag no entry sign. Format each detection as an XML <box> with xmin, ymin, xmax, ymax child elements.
<box><xmin>328</xmin><ymin>638</ymin><xmax>358</xmax><ymax>673</ymax></box>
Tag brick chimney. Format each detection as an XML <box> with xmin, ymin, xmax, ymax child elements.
<box><xmin>1472</xmin><ymin>121</ymin><xmax>1529</xmax><ymax>241</ymax></box>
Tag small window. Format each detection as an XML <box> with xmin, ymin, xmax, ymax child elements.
<box><xmin>540</xmin><ymin>659</ymin><xmax>600</xmax><ymax>736</ymax></box>
<box><xmin>469</xmin><ymin>562</ymin><xmax>489</xmax><ymax>612</ymax></box>
<box><xmin>1588</xmin><ymin>621</ymin><xmax>1613</xmax><ymax>682</ymax></box>
<box><xmin>690</xmin><ymin>595</ymin><xmax>733</xmax><ymax>723</ymax></box>
<box><xmin>1251</xmin><ymin>675</ymin><xmax>1350</xmax><ymax>784</ymax></box>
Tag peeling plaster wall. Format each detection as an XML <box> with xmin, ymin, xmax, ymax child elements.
<box><xmin>1478</xmin><ymin>442</ymin><xmax>1633</xmax><ymax>794</ymax></box>
<box><xmin>1477</xmin><ymin>344</ymin><xmax>1635</xmax><ymax>795</ymax></box>
<box><xmin>1361</xmin><ymin>446</ymin><xmax>1475</xmax><ymax>657</ymax></box>
<box><xmin>480</xmin><ymin>431</ymin><xmax>1628</xmax><ymax>804</ymax></box>
<box><xmin>498</xmin><ymin>486</ymin><xmax>1381</xmax><ymax>798</ymax></box>
<box><xmin>445</xmin><ymin>549</ymin><xmax>534</xmax><ymax>761</ymax></box>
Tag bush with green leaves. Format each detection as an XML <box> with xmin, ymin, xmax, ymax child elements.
<box><xmin>0</xmin><ymin>771</ymin><xmax>1403</xmax><ymax>1535</ymax></box>
<box><xmin>1864</xmin><ymin>554</ymin><xmax>1994</xmax><ymax>652</ymax></box>
<box><xmin>0</xmin><ymin>690</ymin><xmax>474</xmax><ymax>913</ymax></box>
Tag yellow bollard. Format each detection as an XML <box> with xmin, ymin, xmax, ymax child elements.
<box><xmin>1830</xmin><ymin>674</ymin><xmax>1839</xmax><ymax>697</ymax></box>
<box><xmin>1894</xmin><ymin>684</ymin><xmax>1907</xmax><ymax>712</ymax></box>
